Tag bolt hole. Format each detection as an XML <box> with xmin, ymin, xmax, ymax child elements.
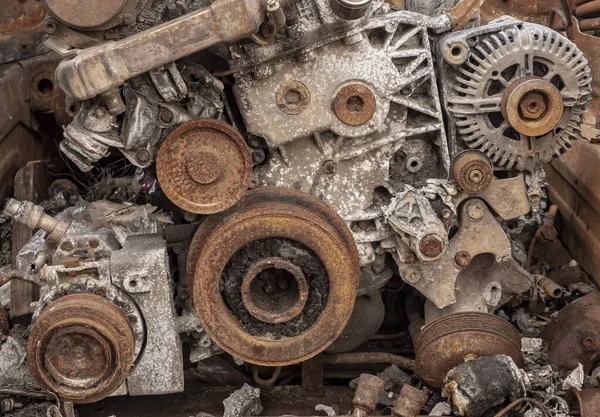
<box><xmin>129</xmin><ymin>280</ymin><xmax>137</xmax><ymax>288</ymax></box>
<box><xmin>284</xmin><ymin>89</ymin><xmax>302</xmax><ymax>106</ymax></box>
<box><xmin>451</xmin><ymin>46</ymin><xmax>463</xmax><ymax>57</ymax></box>
<box><xmin>37</xmin><ymin>78</ymin><xmax>54</xmax><ymax>95</ymax></box>
<box><xmin>346</xmin><ymin>95</ymin><xmax>364</xmax><ymax>113</ymax></box>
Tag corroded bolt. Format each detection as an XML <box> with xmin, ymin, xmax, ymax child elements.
<box><xmin>160</xmin><ymin>109</ymin><xmax>174</xmax><ymax>124</ymax></box>
<box><xmin>442</xmin><ymin>209</ymin><xmax>453</xmax><ymax>219</ymax></box>
<box><xmin>419</xmin><ymin>234</ymin><xmax>445</xmax><ymax>258</ymax></box>
<box><xmin>520</xmin><ymin>93</ymin><xmax>546</xmax><ymax>119</ymax></box>
<box><xmin>465</xmin><ymin>200</ymin><xmax>486</xmax><ymax>221</ymax></box>
<box><xmin>60</xmin><ymin>241</ymin><xmax>74</xmax><ymax>251</ymax></box>
<box><xmin>3</xmin><ymin>199</ymin><xmax>69</xmax><ymax>243</ymax></box>
<box><xmin>352</xmin><ymin>374</ymin><xmax>385</xmax><ymax>417</ymax></box>
<box><xmin>455</xmin><ymin>250</ymin><xmax>472</xmax><ymax>267</ymax></box>
<box><xmin>137</xmin><ymin>149</ymin><xmax>150</xmax><ymax>163</ymax></box>
<box><xmin>404</xmin><ymin>269</ymin><xmax>421</xmax><ymax>284</ymax></box>
<box><xmin>88</xmin><ymin>238</ymin><xmax>100</xmax><ymax>248</ymax></box>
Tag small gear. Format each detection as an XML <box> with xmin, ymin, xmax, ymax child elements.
<box><xmin>448</xmin><ymin>22</ymin><xmax>592</xmax><ymax>171</ymax></box>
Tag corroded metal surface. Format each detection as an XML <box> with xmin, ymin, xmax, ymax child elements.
<box><xmin>392</xmin><ymin>384</ymin><xmax>429</xmax><ymax>417</ymax></box>
<box><xmin>444</xmin><ymin>0</ymin><xmax>484</xmax><ymax>31</ymax></box>
<box><xmin>27</xmin><ymin>294</ymin><xmax>135</xmax><ymax>403</ymax></box>
<box><xmin>352</xmin><ymin>374</ymin><xmax>385</xmax><ymax>417</ymax></box>
<box><xmin>451</xmin><ymin>151</ymin><xmax>493</xmax><ymax>194</ymax></box>
<box><xmin>156</xmin><ymin>119</ymin><xmax>252</xmax><ymax>214</ymax></box>
<box><xmin>415</xmin><ymin>312</ymin><xmax>523</xmax><ymax>388</ymax></box>
<box><xmin>500</xmin><ymin>77</ymin><xmax>564</xmax><ymax>137</ymax></box>
<box><xmin>333</xmin><ymin>83</ymin><xmax>377</xmax><ymax>127</ymax></box>
<box><xmin>191</xmin><ymin>188</ymin><xmax>360</xmax><ymax>366</ymax></box>
<box><xmin>566</xmin><ymin>388</ymin><xmax>600</xmax><ymax>417</ymax></box>
<box><xmin>541</xmin><ymin>291</ymin><xmax>600</xmax><ymax>373</ymax></box>
<box><xmin>481</xmin><ymin>0</ymin><xmax>560</xmax><ymax>26</ymax></box>
<box><xmin>0</xmin><ymin>307</ymin><xmax>9</xmax><ymax>335</ymax></box>
<box><xmin>240</xmin><ymin>257</ymin><xmax>309</xmax><ymax>324</ymax></box>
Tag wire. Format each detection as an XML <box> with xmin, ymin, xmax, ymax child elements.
<box><xmin>494</xmin><ymin>398</ymin><xmax>551</xmax><ymax>417</ymax></box>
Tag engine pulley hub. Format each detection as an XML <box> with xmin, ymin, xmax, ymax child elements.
<box><xmin>188</xmin><ymin>188</ymin><xmax>360</xmax><ymax>366</ymax></box>
<box><xmin>156</xmin><ymin>119</ymin><xmax>252</xmax><ymax>214</ymax></box>
<box><xmin>27</xmin><ymin>294</ymin><xmax>135</xmax><ymax>403</ymax></box>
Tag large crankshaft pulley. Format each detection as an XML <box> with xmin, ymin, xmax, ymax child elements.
<box><xmin>187</xmin><ymin>188</ymin><xmax>360</xmax><ymax>366</ymax></box>
<box><xmin>27</xmin><ymin>294</ymin><xmax>135</xmax><ymax>403</ymax></box>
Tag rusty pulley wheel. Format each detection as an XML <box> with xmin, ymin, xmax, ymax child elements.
<box><xmin>188</xmin><ymin>188</ymin><xmax>359</xmax><ymax>366</ymax></box>
<box><xmin>27</xmin><ymin>294</ymin><xmax>135</xmax><ymax>403</ymax></box>
<box><xmin>415</xmin><ymin>312</ymin><xmax>523</xmax><ymax>388</ymax></box>
<box><xmin>451</xmin><ymin>150</ymin><xmax>494</xmax><ymax>194</ymax></box>
<box><xmin>501</xmin><ymin>76</ymin><xmax>564</xmax><ymax>137</ymax></box>
<box><xmin>156</xmin><ymin>119</ymin><xmax>252</xmax><ymax>214</ymax></box>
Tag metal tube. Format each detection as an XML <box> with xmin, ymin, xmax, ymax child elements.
<box><xmin>55</xmin><ymin>0</ymin><xmax>267</xmax><ymax>102</ymax></box>
<box><xmin>322</xmin><ymin>352</ymin><xmax>416</xmax><ymax>372</ymax></box>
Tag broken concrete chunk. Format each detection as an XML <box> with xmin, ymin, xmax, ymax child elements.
<box><xmin>429</xmin><ymin>402</ymin><xmax>452</xmax><ymax>416</ymax></box>
<box><xmin>223</xmin><ymin>384</ymin><xmax>263</xmax><ymax>417</ymax></box>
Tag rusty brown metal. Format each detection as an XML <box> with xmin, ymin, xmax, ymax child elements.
<box><xmin>501</xmin><ymin>77</ymin><xmax>564</xmax><ymax>137</ymax></box>
<box><xmin>27</xmin><ymin>294</ymin><xmax>135</xmax><ymax>403</ymax></box>
<box><xmin>541</xmin><ymin>291</ymin><xmax>600</xmax><ymax>373</ymax></box>
<box><xmin>546</xmin><ymin>140</ymin><xmax>600</xmax><ymax>281</ymax></box>
<box><xmin>481</xmin><ymin>0</ymin><xmax>560</xmax><ymax>26</ymax></box>
<box><xmin>322</xmin><ymin>352</ymin><xmax>416</xmax><ymax>372</ymax></box>
<box><xmin>415</xmin><ymin>312</ymin><xmax>523</xmax><ymax>388</ymax></box>
<box><xmin>564</xmin><ymin>14</ymin><xmax>600</xmax><ymax>138</ymax></box>
<box><xmin>276</xmin><ymin>81</ymin><xmax>311</xmax><ymax>115</ymax></box>
<box><xmin>156</xmin><ymin>119</ymin><xmax>252</xmax><ymax>215</ymax></box>
<box><xmin>566</xmin><ymin>388</ymin><xmax>600</xmax><ymax>417</ymax></box>
<box><xmin>302</xmin><ymin>356</ymin><xmax>325</xmax><ymax>397</ymax></box>
<box><xmin>0</xmin><ymin>1</ymin><xmax>47</xmax><ymax>64</ymax></box>
<box><xmin>444</xmin><ymin>0</ymin><xmax>484</xmax><ymax>31</ymax></box>
<box><xmin>392</xmin><ymin>385</ymin><xmax>429</xmax><ymax>417</ymax></box>
<box><xmin>190</xmin><ymin>187</ymin><xmax>360</xmax><ymax>366</ymax></box>
<box><xmin>352</xmin><ymin>374</ymin><xmax>385</xmax><ymax>417</ymax></box>
<box><xmin>43</xmin><ymin>0</ymin><xmax>127</xmax><ymax>29</ymax></box>
<box><xmin>454</xmin><ymin>250</ymin><xmax>472</xmax><ymax>267</ymax></box>
<box><xmin>240</xmin><ymin>257</ymin><xmax>309</xmax><ymax>324</ymax></box>
<box><xmin>333</xmin><ymin>83</ymin><xmax>377</xmax><ymax>126</ymax></box>
<box><xmin>451</xmin><ymin>151</ymin><xmax>494</xmax><ymax>194</ymax></box>
<box><xmin>419</xmin><ymin>234</ymin><xmax>445</xmax><ymax>259</ymax></box>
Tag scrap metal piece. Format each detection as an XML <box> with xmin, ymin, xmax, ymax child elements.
<box><xmin>352</xmin><ymin>374</ymin><xmax>385</xmax><ymax>417</ymax></box>
<box><xmin>392</xmin><ymin>384</ymin><xmax>429</xmax><ymax>417</ymax></box>
<box><xmin>110</xmin><ymin>234</ymin><xmax>184</xmax><ymax>396</ymax></box>
<box><xmin>3</xmin><ymin>199</ymin><xmax>69</xmax><ymax>243</ymax></box>
<box><xmin>415</xmin><ymin>312</ymin><xmax>523</xmax><ymax>388</ymax></box>
<box><xmin>26</xmin><ymin>294</ymin><xmax>135</xmax><ymax>403</ymax></box>
<box><xmin>156</xmin><ymin>119</ymin><xmax>252</xmax><ymax>214</ymax></box>
<box><xmin>190</xmin><ymin>188</ymin><xmax>360</xmax><ymax>366</ymax></box>
<box><xmin>396</xmin><ymin>198</ymin><xmax>512</xmax><ymax>309</ymax></box>
<box><xmin>444</xmin><ymin>20</ymin><xmax>592</xmax><ymax>171</ymax></box>
<box><xmin>541</xmin><ymin>291</ymin><xmax>600</xmax><ymax>373</ymax></box>
<box><xmin>54</xmin><ymin>0</ymin><xmax>267</xmax><ymax>101</ymax></box>
<box><xmin>223</xmin><ymin>384</ymin><xmax>263</xmax><ymax>417</ymax></box>
<box><xmin>444</xmin><ymin>355</ymin><xmax>527</xmax><ymax>417</ymax></box>
<box><xmin>565</xmin><ymin>388</ymin><xmax>600</xmax><ymax>417</ymax></box>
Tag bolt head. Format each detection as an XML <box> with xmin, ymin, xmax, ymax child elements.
<box><xmin>466</xmin><ymin>200</ymin><xmax>486</xmax><ymax>221</ymax></box>
<box><xmin>455</xmin><ymin>250</ymin><xmax>473</xmax><ymax>267</ymax></box>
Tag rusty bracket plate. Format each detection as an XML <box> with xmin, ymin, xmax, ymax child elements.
<box><xmin>398</xmin><ymin>198</ymin><xmax>512</xmax><ymax>309</ymax></box>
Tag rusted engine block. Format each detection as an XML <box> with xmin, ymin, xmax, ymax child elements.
<box><xmin>1</xmin><ymin>0</ymin><xmax>594</xmax><ymax>408</ymax></box>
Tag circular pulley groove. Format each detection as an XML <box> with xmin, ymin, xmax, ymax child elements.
<box><xmin>189</xmin><ymin>188</ymin><xmax>360</xmax><ymax>366</ymax></box>
<box><xmin>156</xmin><ymin>119</ymin><xmax>252</xmax><ymax>214</ymax></box>
<box><xmin>27</xmin><ymin>294</ymin><xmax>135</xmax><ymax>403</ymax></box>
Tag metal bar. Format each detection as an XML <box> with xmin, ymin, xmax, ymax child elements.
<box><xmin>322</xmin><ymin>352</ymin><xmax>416</xmax><ymax>372</ymax></box>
